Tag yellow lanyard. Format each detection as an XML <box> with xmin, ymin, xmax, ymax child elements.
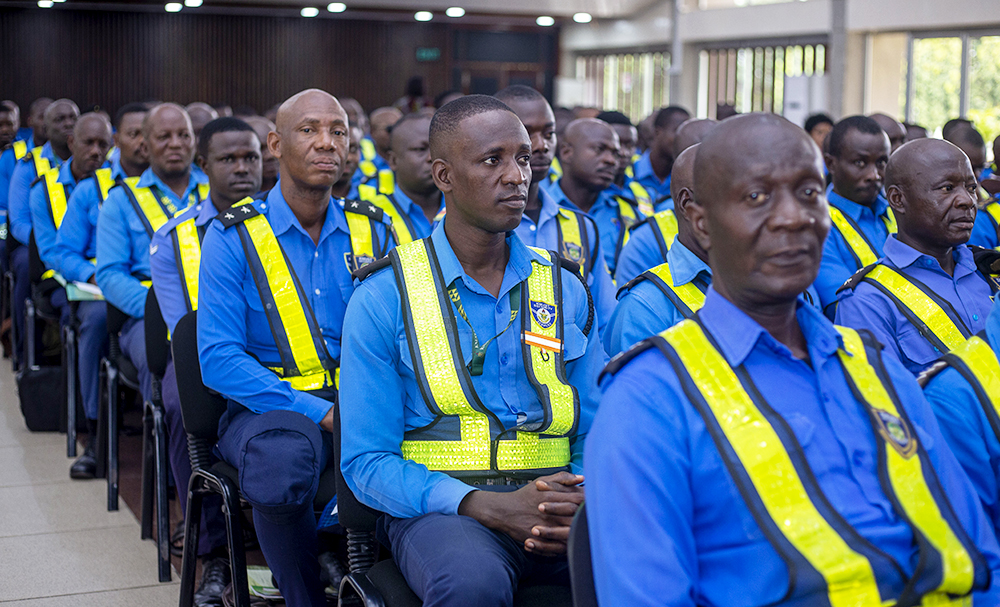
<box><xmin>447</xmin><ymin>282</ymin><xmax>520</xmax><ymax>376</ymax></box>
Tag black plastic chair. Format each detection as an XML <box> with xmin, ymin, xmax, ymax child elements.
<box><xmin>97</xmin><ymin>301</ymin><xmax>141</xmax><ymax>511</ymax></box>
<box><xmin>332</xmin><ymin>403</ymin><xmax>573</xmax><ymax>607</ymax></box>
<box><xmin>139</xmin><ymin>287</ymin><xmax>172</xmax><ymax>582</ymax></box>
<box><xmin>172</xmin><ymin>311</ymin><xmax>338</xmax><ymax>607</ymax></box>
<box><xmin>25</xmin><ymin>234</ymin><xmax>61</xmax><ymax>368</ymax></box>
<box><xmin>4</xmin><ymin>237</ymin><xmax>20</xmax><ymax>372</ymax></box>
<box><xmin>568</xmin><ymin>503</ymin><xmax>597</xmax><ymax>607</ymax></box>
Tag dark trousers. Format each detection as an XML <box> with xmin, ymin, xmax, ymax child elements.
<box><xmin>217</xmin><ymin>408</ymin><xmax>332</xmax><ymax>607</ymax></box>
<box><xmin>118</xmin><ymin>317</ymin><xmax>151</xmax><ymax>402</ymax></box>
<box><xmin>162</xmin><ymin>359</ymin><xmax>227</xmax><ymax>556</ymax></box>
<box><xmin>76</xmin><ymin>300</ymin><xmax>107</xmax><ymax>421</ymax></box>
<box><xmin>10</xmin><ymin>245</ymin><xmax>28</xmax><ymax>365</ymax></box>
<box><xmin>382</xmin><ymin>513</ymin><xmax>569</xmax><ymax>607</ymax></box>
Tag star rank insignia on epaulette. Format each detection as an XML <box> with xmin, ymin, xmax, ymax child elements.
<box><xmin>217</xmin><ymin>202</ymin><xmax>260</xmax><ymax>228</ymax></box>
<box><xmin>344</xmin><ymin>198</ymin><xmax>385</xmax><ymax>223</ymax></box>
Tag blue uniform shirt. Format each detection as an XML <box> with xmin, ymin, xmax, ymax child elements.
<box><xmin>339</xmin><ymin>223</ymin><xmax>606</xmax><ymax>519</ymax></box>
<box><xmin>615</xmin><ymin>215</ymin><xmax>671</xmax><ymax>285</ymax></box>
<box><xmin>630</xmin><ymin>150</ymin><xmax>671</xmax><ymax>203</ymax></box>
<box><xmin>835</xmin><ymin>236</ymin><xmax>994</xmax><ymax>375</ymax></box>
<box><xmin>96</xmin><ymin>168</ymin><xmax>207</xmax><ymax>318</ymax></box>
<box><xmin>198</xmin><ymin>183</ymin><xmax>390</xmax><ymax>430</ymax></box>
<box><xmin>550</xmin><ymin>179</ymin><xmax>631</xmax><ymax>276</ymax></box>
<box><xmin>0</xmin><ymin>135</ymin><xmax>33</xmax><ymax>214</ymax></box>
<box><xmin>514</xmin><ymin>187</ymin><xmax>615</xmax><ymax>342</ymax></box>
<box><xmin>924</xmin><ymin>297</ymin><xmax>1000</xmax><ymax>540</ymax></box>
<box><xmin>969</xmin><ymin>208</ymin><xmax>999</xmax><ymax>250</ymax></box>
<box><xmin>28</xmin><ymin>159</ymin><xmax>78</xmax><ymax>273</ymax></box>
<box><xmin>9</xmin><ymin>142</ymin><xmax>63</xmax><ymax>245</ymax></box>
<box><xmin>588</xmin><ymin>288</ymin><xmax>1000</xmax><ymax>607</ymax></box>
<box><xmin>387</xmin><ymin>186</ymin><xmax>443</xmax><ymax>241</ymax></box>
<box><xmin>604</xmin><ymin>240</ymin><xmax>710</xmax><ymax>357</ymax></box>
<box><xmin>53</xmin><ymin>161</ymin><xmax>126</xmax><ymax>284</ymax></box>
<box><xmin>149</xmin><ymin>200</ymin><xmax>220</xmax><ymax>334</ymax></box>
<box><xmin>815</xmin><ymin>186</ymin><xmax>893</xmax><ymax>317</ymax></box>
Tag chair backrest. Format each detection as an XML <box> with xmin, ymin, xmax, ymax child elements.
<box><xmin>143</xmin><ymin>287</ymin><xmax>169</xmax><ymax>379</ymax></box>
<box><xmin>27</xmin><ymin>233</ymin><xmax>44</xmax><ymax>284</ymax></box>
<box><xmin>106</xmin><ymin>302</ymin><xmax>131</xmax><ymax>336</ymax></box>
<box><xmin>171</xmin><ymin>311</ymin><xmax>228</xmax><ymax>443</ymax></box>
<box><xmin>331</xmin><ymin>400</ymin><xmax>381</xmax><ymax>532</ymax></box>
<box><xmin>568</xmin><ymin>503</ymin><xmax>598</xmax><ymax>607</ymax></box>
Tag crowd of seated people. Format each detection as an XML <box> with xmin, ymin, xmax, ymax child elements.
<box><xmin>2</xmin><ymin>86</ymin><xmax>1000</xmax><ymax>607</ymax></box>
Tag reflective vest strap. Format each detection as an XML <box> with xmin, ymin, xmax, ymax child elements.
<box><xmin>629</xmin><ymin>181</ymin><xmax>654</xmax><ymax>217</ymax></box>
<box><xmin>357</xmin><ymin>184</ymin><xmax>376</xmax><ymax>201</ymax></box>
<box><xmin>30</xmin><ymin>147</ymin><xmax>50</xmax><ymax>178</ymax></box>
<box><xmin>237</xmin><ymin>210</ymin><xmax>331</xmax><ymax>381</ymax></box>
<box><xmin>42</xmin><ymin>168</ymin><xmax>67</xmax><ymax>230</ymax></box>
<box><xmin>642</xmin><ymin>263</ymin><xmax>705</xmax><ymax>319</ymax></box>
<box><xmin>836</xmin><ymin>327</ymin><xmax>982</xmax><ymax>597</ymax></box>
<box><xmin>371</xmin><ymin>194</ymin><xmax>415</xmax><ymax>245</ymax></box>
<box><xmin>197</xmin><ymin>182</ymin><xmax>210</xmax><ymax>203</ymax></box>
<box><xmin>556</xmin><ymin>210</ymin><xmax>590</xmax><ymax>276</ymax></box>
<box><xmin>94</xmin><ymin>168</ymin><xmax>115</xmax><ymax>202</ymax></box>
<box><xmin>521</xmin><ymin>246</ymin><xmax>578</xmax><ymax>438</ymax></box>
<box><xmin>122</xmin><ymin>179</ymin><xmax>170</xmax><ymax>237</ymax></box>
<box><xmin>657</xmin><ymin>321</ymin><xmax>884</xmax><ymax>607</ymax></box>
<box><xmin>393</xmin><ymin>239</ymin><xmax>493</xmax><ymax>472</ymax></box>
<box><xmin>944</xmin><ymin>336</ymin><xmax>1000</xmax><ymax>442</ymax></box>
<box><xmin>172</xmin><ymin>217</ymin><xmax>201</xmax><ymax>313</ymax></box>
<box><xmin>828</xmin><ymin>206</ymin><xmax>879</xmax><ymax>268</ymax></box>
<box><xmin>614</xmin><ymin>197</ymin><xmax>639</xmax><ymax>265</ymax></box>
<box><xmin>550</xmin><ymin>157</ymin><xmax>563</xmax><ymax>182</ymax></box>
<box><xmin>652</xmin><ymin>210</ymin><xmax>679</xmax><ymax>261</ymax></box>
<box><xmin>377</xmin><ymin>169</ymin><xmax>395</xmax><ymax>195</ymax></box>
<box><xmin>343</xmin><ymin>211</ymin><xmax>378</xmax><ymax>272</ymax></box>
<box><xmin>360</xmin><ymin>138</ymin><xmax>377</xmax><ymax>161</ymax></box>
<box><xmin>883</xmin><ymin>208</ymin><xmax>898</xmax><ymax>234</ymax></box>
<box><xmin>13</xmin><ymin>140</ymin><xmax>27</xmax><ymax>160</ymax></box>
<box><xmin>985</xmin><ymin>203</ymin><xmax>1000</xmax><ymax>246</ymax></box>
<box><xmin>863</xmin><ymin>265</ymin><xmax>971</xmax><ymax>353</ymax></box>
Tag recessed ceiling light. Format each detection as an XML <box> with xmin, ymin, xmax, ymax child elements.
<box><xmin>165</xmin><ymin>2</ymin><xmax>182</xmax><ymax>11</ymax></box>
<box><xmin>301</xmin><ymin>6</ymin><xmax>319</xmax><ymax>16</ymax></box>
<box><xmin>37</xmin><ymin>0</ymin><xmax>54</xmax><ymax>7</ymax></box>
<box><xmin>445</xmin><ymin>6</ymin><xmax>464</xmax><ymax>17</ymax></box>
<box><xmin>573</xmin><ymin>12</ymin><xmax>592</xmax><ymax>23</ymax></box>
<box><xmin>52</xmin><ymin>0</ymin><xmax>67</xmax><ymax>3</ymax></box>
<box><xmin>327</xmin><ymin>2</ymin><xmax>346</xmax><ymax>12</ymax></box>
<box><xmin>184</xmin><ymin>0</ymin><xmax>202</xmax><ymax>6</ymax></box>
<box><xmin>414</xmin><ymin>10</ymin><xmax>433</xmax><ymax>21</ymax></box>
<box><xmin>536</xmin><ymin>15</ymin><xmax>554</xmax><ymax>26</ymax></box>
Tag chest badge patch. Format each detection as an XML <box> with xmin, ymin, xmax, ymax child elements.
<box><xmin>530</xmin><ymin>300</ymin><xmax>557</xmax><ymax>329</ymax></box>
<box><xmin>563</xmin><ymin>242</ymin><xmax>583</xmax><ymax>263</ymax></box>
<box><xmin>873</xmin><ymin>408</ymin><xmax>917</xmax><ymax>459</ymax></box>
<box><xmin>344</xmin><ymin>252</ymin><xmax>376</xmax><ymax>273</ymax></box>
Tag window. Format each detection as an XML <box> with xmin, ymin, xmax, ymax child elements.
<box><xmin>577</xmin><ymin>52</ymin><xmax>671</xmax><ymax>121</ymax></box>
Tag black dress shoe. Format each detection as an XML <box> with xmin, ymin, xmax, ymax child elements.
<box><xmin>194</xmin><ymin>557</ymin><xmax>231</xmax><ymax>607</ymax></box>
<box><xmin>69</xmin><ymin>447</ymin><xmax>97</xmax><ymax>480</ymax></box>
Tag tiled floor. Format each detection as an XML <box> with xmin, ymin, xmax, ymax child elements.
<box><xmin>0</xmin><ymin>364</ymin><xmax>179</xmax><ymax>605</ymax></box>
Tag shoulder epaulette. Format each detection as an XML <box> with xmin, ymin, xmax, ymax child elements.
<box><xmin>21</xmin><ymin>150</ymin><xmax>32</xmax><ymax>162</ymax></box>
<box><xmin>343</xmin><ymin>198</ymin><xmax>385</xmax><ymax>223</ymax></box>
<box><xmin>217</xmin><ymin>200</ymin><xmax>260</xmax><ymax>228</ymax></box>
<box><xmin>352</xmin><ymin>255</ymin><xmax>391</xmax><ymax>281</ymax></box>
<box><xmin>555</xmin><ymin>254</ymin><xmax>581</xmax><ymax>276</ymax></box>
<box><xmin>916</xmin><ymin>359</ymin><xmax>950</xmax><ymax>388</ymax></box>
<box><xmin>836</xmin><ymin>262</ymin><xmax>880</xmax><ymax>295</ymax></box>
<box><xmin>1</xmin><ymin>143</ymin><xmax>10</xmax><ymax>152</ymax></box>
<box><xmin>970</xmin><ymin>245</ymin><xmax>1000</xmax><ymax>278</ymax></box>
<box><xmin>616</xmin><ymin>271</ymin><xmax>650</xmax><ymax>299</ymax></box>
<box><xmin>601</xmin><ymin>336</ymin><xmax>660</xmax><ymax>379</ymax></box>
<box><xmin>626</xmin><ymin>214</ymin><xmax>656</xmax><ymax>230</ymax></box>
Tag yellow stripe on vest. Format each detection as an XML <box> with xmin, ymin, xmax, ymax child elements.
<box><xmin>344</xmin><ymin>211</ymin><xmax>376</xmax><ymax>269</ymax></box>
<box><xmin>629</xmin><ymin>181</ymin><xmax>655</xmax><ymax>217</ymax></box>
<box><xmin>377</xmin><ymin>169</ymin><xmax>394</xmax><ymax>194</ymax></box>
<box><xmin>643</xmin><ymin>262</ymin><xmax>704</xmax><ymax>316</ymax></box>
<box><xmin>174</xmin><ymin>217</ymin><xmax>201</xmax><ymax>311</ymax></box>
<box><xmin>949</xmin><ymin>336</ymin><xmax>1000</xmax><ymax>427</ymax></box>
<box><xmin>42</xmin><ymin>168</ymin><xmax>67</xmax><ymax>230</ymax></box>
<box><xmin>651</xmin><ymin>209</ymin><xmax>679</xmax><ymax>254</ymax></box>
<box><xmin>13</xmin><ymin>140</ymin><xmax>27</xmax><ymax>160</ymax></box>
<box><xmin>661</xmin><ymin>320</ymin><xmax>883</xmax><ymax>607</ymax></box>
<box><xmin>30</xmin><ymin>146</ymin><xmax>51</xmax><ymax>179</ymax></box>
<box><xmin>556</xmin><ymin>209</ymin><xmax>586</xmax><ymax>275</ymax></box>
<box><xmin>865</xmin><ymin>265</ymin><xmax>970</xmax><ymax>352</ymax></box>
<box><xmin>123</xmin><ymin>178</ymin><xmax>172</xmax><ymax>234</ymax></box>
<box><xmin>836</xmin><ymin>327</ymin><xmax>975</xmax><ymax>597</ymax></box>
<box><xmin>94</xmin><ymin>168</ymin><xmax>115</xmax><ymax>202</ymax></box>
<box><xmin>370</xmin><ymin>194</ymin><xmax>415</xmax><ymax>245</ymax></box>
<box><xmin>829</xmin><ymin>206</ymin><xmax>880</xmax><ymax>267</ymax></box>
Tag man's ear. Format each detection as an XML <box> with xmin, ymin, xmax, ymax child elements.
<box><xmin>267</xmin><ymin>131</ymin><xmax>281</xmax><ymax>160</ymax></box>
<box><xmin>66</xmin><ymin>134</ymin><xmax>76</xmax><ymax>152</ymax></box>
<box><xmin>432</xmin><ymin>158</ymin><xmax>452</xmax><ymax>194</ymax></box>
<box><xmin>823</xmin><ymin>152</ymin><xmax>835</xmax><ymax>174</ymax></box>
<box><xmin>387</xmin><ymin>149</ymin><xmax>398</xmax><ymax>172</ymax></box>
<box><xmin>886</xmin><ymin>184</ymin><xmax>906</xmax><ymax>216</ymax></box>
<box><xmin>196</xmin><ymin>153</ymin><xmax>207</xmax><ymax>172</ymax></box>
<box><xmin>687</xmin><ymin>199</ymin><xmax>711</xmax><ymax>253</ymax></box>
<box><xmin>675</xmin><ymin>187</ymin><xmax>695</xmax><ymax>221</ymax></box>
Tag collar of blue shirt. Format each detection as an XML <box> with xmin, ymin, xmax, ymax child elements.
<box><xmin>549</xmin><ymin>178</ymin><xmax>616</xmax><ymax>214</ymax></box>
<box><xmin>666</xmin><ymin>239</ymin><xmax>711</xmax><ymax>287</ymax></box>
<box><xmin>632</xmin><ymin>150</ymin><xmax>663</xmax><ymax>184</ymax></box>
<box><xmin>263</xmin><ymin>180</ymin><xmax>351</xmax><ymax>242</ymax></box>
<box><xmin>698</xmin><ymin>287</ymin><xmax>843</xmax><ymax>368</ymax></box>
<box><xmin>883</xmin><ymin>235</ymin><xmax>977</xmax><ymax>278</ymax></box>
<box><xmin>56</xmin><ymin>157</ymin><xmax>77</xmax><ymax>187</ymax></box>
<box><xmin>392</xmin><ymin>185</ymin><xmax>443</xmax><ymax>218</ymax></box>
<box><xmin>987</xmin><ymin>296</ymin><xmax>1000</xmax><ymax>346</ymax></box>
<box><xmin>429</xmin><ymin>221</ymin><xmax>548</xmax><ymax>295</ymax></box>
<box><xmin>826</xmin><ymin>184</ymin><xmax>890</xmax><ymax>222</ymax></box>
<box><xmin>136</xmin><ymin>166</ymin><xmax>208</xmax><ymax>204</ymax></box>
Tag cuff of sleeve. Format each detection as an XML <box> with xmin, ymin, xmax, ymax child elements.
<box><xmin>298</xmin><ymin>392</ymin><xmax>335</xmax><ymax>424</ymax></box>
<box><xmin>427</xmin><ymin>475</ymin><xmax>477</xmax><ymax>515</ymax></box>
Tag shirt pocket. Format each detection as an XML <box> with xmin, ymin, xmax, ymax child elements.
<box><xmin>562</xmin><ymin>323</ymin><xmax>588</xmax><ymax>363</ymax></box>
<box><xmin>125</xmin><ymin>210</ymin><xmax>149</xmax><ymax>236</ymax></box>
<box><xmin>897</xmin><ymin>324</ymin><xmax>941</xmax><ymax>367</ymax></box>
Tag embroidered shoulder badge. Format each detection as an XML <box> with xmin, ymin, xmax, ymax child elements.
<box><xmin>530</xmin><ymin>300</ymin><xmax>557</xmax><ymax>329</ymax></box>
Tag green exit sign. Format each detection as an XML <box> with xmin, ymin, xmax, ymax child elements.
<box><xmin>416</xmin><ymin>47</ymin><xmax>441</xmax><ymax>62</ymax></box>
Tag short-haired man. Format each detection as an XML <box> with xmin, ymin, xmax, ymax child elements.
<box><xmin>340</xmin><ymin>95</ymin><xmax>604</xmax><ymax>607</ymax></box>
<box><xmin>628</xmin><ymin>106</ymin><xmax>691</xmax><ymax>204</ymax></box>
<box><xmin>185</xmin><ymin>102</ymin><xmax>218</xmax><ymax>140</ymax></box>
<box><xmin>243</xmin><ymin>115</ymin><xmax>278</xmax><ymax>195</ymax></box>
<box><xmin>588</xmin><ymin>113</ymin><xmax>1000</xmax><ymax>606</ymax></box>
<box><xmin>596</xmin><ymin>110</ymin><xmax>653</xmax><ymax>215</ymax></box>
<box><xmin>836</xmin><ymin>138</ymin><xmax>995</xmax><ymax>376</ymax></box>
<box><xmin>814</xmin><ymin>115</ymin><xmax>892</xmax><ymax>316</ymax></box>
<box><xmin>331</xmin><ymin>125</ymin><xmax>363</xmax><ymax>201</ymax></box>
<box><xmin>0</xmin><ymin>102</ymin><xmax>18</xmax><ymax>150</ymax></box>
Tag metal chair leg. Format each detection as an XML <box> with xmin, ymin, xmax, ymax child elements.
<box><xmin>220</xmin><ymin>480</ymin><xmax>250</xmax><ymax>607</ymax></box>
<box><xmin>153</xmin><ymin>405</ymin><xmax>171</xmax><ymax>582</ymax></box>
<box><xmin>179</xmin><ymin>481</ymin><xmax>205</xmax><ymax>607</ymax></box>
<box><xmin>106</xmin><ymin>364</ymin><xmax>119</xmax><ymax>512</ymax></box>
<box><xmin>95</xmin><ymin>360</ymin><xmax>108</xmax><ymax>479</ymax></box>
<box><xmin>65</xmin><ymin>325</ymin><xmax>78</xmax><ymax>457</ymax></box>
<box><xmin>24</xmin><ymin>297</ymin><xmax>35</xmax><ymax>368</ymax></box>
<box><xmin>140</xmin><ymin>402</ymin><xmax>154</xmax><ymax>540</ymax></box>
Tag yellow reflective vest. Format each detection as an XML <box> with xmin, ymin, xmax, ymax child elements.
<box><xmin>621</xmin><ymin>261</ymin><xmax>705</xmax><ymax>319</ymax></box>
<box><xmin>622</xmin><ymin>209</ymin><xmax>678</xmax><ymax>265</ymax></box>
<box><xmin>982</xmin><ymin>202</ymin><xmax>1000</xmax><ymax>250</ymax></box>
<box><xmin>924</xmin><ymin>334</ymin><xmax>1000</xmax><ymax>441</ymax></box>
<box><xmin>607</xmin><ymin>320</ymin><xmax>989</xmax><ymax>606</ymax></box>
<box><xmin>382</xmin><ymin>237</ymin><xmax>580</xmax><ymax>480</ymax></box>
<box><xmin>828</xmin><ymin>205</ymin><xmax>896</xmax><ymax>269</ymax></box>
<box><xmin>120</xmin><ymin>177</ymin><xmax>210</xmax><ymax>238</ymax></box>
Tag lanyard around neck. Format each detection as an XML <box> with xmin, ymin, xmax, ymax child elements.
<box><xmin>447</xmin><ymin>281</ymin><xmax>521</xmax><ymax>376</ymax></box>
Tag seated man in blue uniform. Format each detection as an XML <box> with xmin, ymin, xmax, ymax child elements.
<box><xmin>8</xmin><ymin>99</ymin><xmax>78</xmax><ymax>366</ymax></box>
<box><xmin>628</xmin><ymin>105</ymin><xmax>690</xmax><ymax>204</ymax></box>
<box><xmin>605</xmin><ymin>145</ymin><xmax>707</xmax><ymax>356</ymax></box>
<box><xmin>836</xmin><ymin>138</ymin><xmax>995</xmax><ymax>376</ymax></box>
<box><xmin>340</xmin><ymin>95</ymin><xmax>605</xmax><ymax>607</ymax></box>
<box><xmin>923</xmin><ymin>296</ymin><xmax>1000</xmax><ymax>539</ymax></box>
<box><xmin>97</xmin><ymin>103</ymin><xmax>207</xmax><ymax>402</ymax></box>
<box><xmin>588</xmin><ymin>112</ymin><xmax>1000</xmax><ymax>607</ymax></box>
<box><xmin>596</xmin><ymin>110</ymin><xmax>653</xmax><ymax>216</ymax></box>
<box><xmin>244</xmin><ymin>115</ymin><xmax>278</xmax><ymax>196</ymax></box>
<box><xmin>0</xmin><ymin>98</ymin><xmax>50</xmax><ymax>223</ymax></box>
<box><xmin>150</xmin><ymin>117</ymin><xmax>264</xmax><ymax>604</ymax></box>
<box><xmin>814</xmin><ymin>115</ymin><xmax>892</xmax><ymax>317</ymax></box>
<box><xmin>330</xmin><ymin>125</ymin><xmax>362</xmax><ymax>201</ymax></box>
<box><xmin>358</xmin><ymin>112</ymin><xmax>441</xmax><ymax>244</ymax></box>
<box><xmin>495</xmin><ymin>86</ymin><xmax>615</xmax><ymax>342</ymax></box>
<box><xmin>198</xmin><ymin>89</ymin><xmax>391</xmax><ymax>606</ymax></box>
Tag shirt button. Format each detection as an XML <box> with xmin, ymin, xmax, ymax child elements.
<box><xmin>496</xmin><ymin>303</ymin><xmax>504</xmax><ymax>313</ymax></box>
<box><xmin>314</xmin><ymin>289</ymin><xmax>321</xmax><ymax>295</ymax></box>
<box><xmin>261</xmin><ymin>203</ymin><xmax>267</xmax><ymax>209</ymax></box>
<box><xmin>315</xmin><ymin>251</ymin><xmax>319</xmax><ymax>258</ymax></box>
<box><xmin>529</xmin><ymin>225</ymin><xmax>536</xmax><ymax>231</ymax></box>
<box><xmin>974</xmin><ymin>314</ymin><xmax>980</xmax><ymax>321</ymax></box>
<box><xmin>501</xmin><ymin>355</ymin><xmax>509</xmax><ymax>365</ymax></box>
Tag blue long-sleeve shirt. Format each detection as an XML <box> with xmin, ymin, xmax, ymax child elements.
<box><xmin>0</xmin><ymin>135</ymin><xmax>32</xmax><ymax>215</ymax></box>
<box><xmin>815</xmin><ymin>186</ymin><xmax>893</xmax><ymax>317</ymax></box>
<box><xmin>835</xmin><ymin>236</ymin><xmax>994</xmax><ymax>375</ymax></box>
<box><xmin>614</xmin><ymin>214</ymin><xmax>671</xmax><ymax>285</ymax></box>
<box><xmin>587</xmin><ymin>288</ymin><xmax>1000</xmax><ymax>607</ymax></box>
<box><xmin>969</xmin><ymin>205</ymin><xmax>999</xmax><ymax>250</ymax></box>
<box><xmin>96</xmin><ymin>168</ymin><xmax>206</xmax><ymax>318</ymax></box>
<box><xmin>198</xmin><ymin>183</ymin><xmax>391</xmax><ymax>430</ymax></box>
<box><xmin>550</xmin><ymin>179</ymin><xmax>640</xmax><ymax>276</ymax></box>
<box><xmin>9</xmin><ymin>142</ymin><xmax>62</xmax><ymax>245</ymax></box>
<box><xmin>514</xmin><ymin>187</ymin><xmax>615</xmax><ymax>342</ymax></box>
<box><xmin>629</xmin><ymin>150</ymin><xmax>670</xmax><ymax>203</ymax></box>
<box><xmin>149</xmin><ymin>200</ymin><xmax>219</xmax><ymax>334</ymax></box>
<box><xmin>28</xmin><ymin>159</ymin><xmax>78</xmax><ymax>273</ymax></box>
<box><xmin>52</xmin><ymin>161</ymin><xmax>125</xmax><ymax>284</ymax></box>
<box><xmin>605</xmin><ymin>240</ymin><xmax>710</xmax><ymax>357</ymax></box>
<box><xmin>924</xmin><ymin>298</ymin><xmax>1000</xmax><ymax>540</ymax></box>
<box><xmin>339</xmin><ymin>223</ymin><xmax>606</xmax><ymax>519</ymax></box>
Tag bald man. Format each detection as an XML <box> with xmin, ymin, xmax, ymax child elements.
<box><xmin>629</xmin><ymin>106</ymin><xmax>691</xmax><ymax>203</ymax></box>
<box><xmin>836</xmin><ymin>138</ymin><xmax>996</xmax><ymax>376</ymax></box>
<box><xmin>589</xmin><ymin>113</ymin><xmax>1000</xmax><ymax>606</ymax></box>
<box><xmin>870</xmin><ymin>113</ymin><xmax>907</xmax><ymax>154</ymax></box>
<box><xmin>368</xmin><ymin>106</ymin><xmax>402</xmax><ymax>168</ymax></box>
<box><xmin>186</xmin><ymin>102</ymin><xmax>219</xmax><ymax>140</ymax></box>
<box><xmin>197</xmin><ymin>89</ymin><xmax>392</xmax><ymax>606</ymax></box>
<box><xmin>341</xmin><ymin>94</ymin><xmax>603</xmax><ymax>607</ymax></box>
<box><xmin>597</xmin><ymin>111</ymin><xmax>654</xmax><ymax>216</ymax></box>
<box><xmin>659</xmin><ymin>118</ymin><xmax>716</xmax><ymax>206</ymax></box>
<box><xmin>244</xmin><ymin>115</ymin><xmax>278</xmax><ymax>194</ymax></box>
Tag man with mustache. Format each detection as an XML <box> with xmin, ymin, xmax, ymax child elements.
<box><xmin>588</xmin><ymin>113</ymin><xmax>1000</xmax><ymax>606</ymax></box>
<box><xmin>836</xmin><ymin>138</ymin><xmax>995</xmax><ymax>376</ymax></box>
<box><xmin>340</xmin><ymin>95</ymin><xmax>604</xmax><ymax>607</ymax></box>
